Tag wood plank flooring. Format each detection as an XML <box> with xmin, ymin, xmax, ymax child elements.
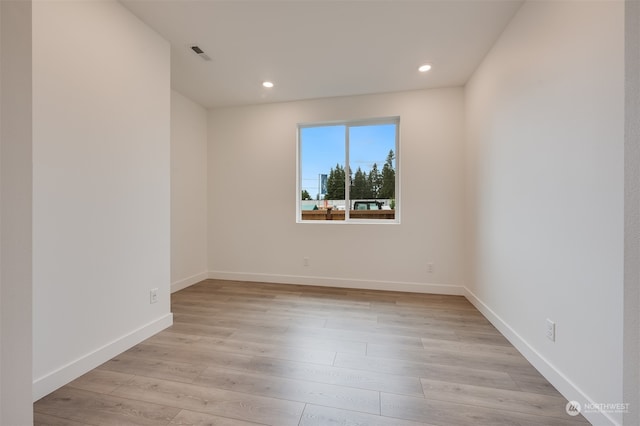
<box><xmin>34</xmin><ymin>280</ymin><xmax>590</xmax><ymax>425</ymax></box>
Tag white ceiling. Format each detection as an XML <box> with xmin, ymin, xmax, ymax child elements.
<box><xmin>120</xmin><ymin>0</ymin><xmax>523</xmax><ymax>109</ymax></box>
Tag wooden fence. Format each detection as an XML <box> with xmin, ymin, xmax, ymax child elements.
<box><xmin>301</xmin><ymin>210</ymin><xmax>395</xmax><ymax>221</ymax></box>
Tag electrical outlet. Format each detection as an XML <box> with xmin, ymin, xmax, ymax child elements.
<box><xmin>546</xmin><ymin>318</ymin><xmax>556</xmax><ymax>342</ymax></box>
<box><xmin>150</xmin><ymin>288</ymin><xmax>158</xmax><ymax>304</ymax></box>
<box><xmin>303</xmin><ymin>257</ymin><xmax>309</xmax><ymax>267</ymax></box>
<box><xmin>427</xmin><ymin>263</ymin><xmax>434</xmax><ymax>273</ymax></box>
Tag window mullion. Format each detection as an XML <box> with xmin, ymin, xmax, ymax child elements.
<box><xmin>344</xmin><ymin>124</ymin><xmax>350</xmax><ymax>221</ymax></box>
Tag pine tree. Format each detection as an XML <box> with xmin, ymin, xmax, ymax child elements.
<box><xmin>367</xmin><ymin>163</ymin><xmax>381</xmax><ymax>199</ymax></box>
<box><xmin>379</xmin><ymin>150</ymin><xmax>395</xmax><ymax>199</ymax></box>
<box><xmin>325</xmin><ymin>164</ymin><xmax>346</xmax><ymax>200</ymax></box>
<box><xmin>351</xmin><ymin>167</ymin><xmax>368</xmax><ymax>199</ymax></box>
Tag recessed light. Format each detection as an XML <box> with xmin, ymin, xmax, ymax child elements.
<box><xmin>262</xmin><ymin>81</ymin><xmax>274</xmax><ymax>88</ymax></box>
<box><xmin>418</xmin><ymin>64</ymin><xmax>432</xmax><ymax>73</ymax></box>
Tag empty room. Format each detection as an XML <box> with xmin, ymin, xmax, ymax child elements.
<box><xmin>1</xmin><ymin>0</ymin><xmax>638</xmax><ymax>425</ymax></box>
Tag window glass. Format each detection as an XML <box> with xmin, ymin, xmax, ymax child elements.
<box><xmin>298</xmin><ymin>118</ymin><xmax>398</xmax><ymax>223</ymax></box>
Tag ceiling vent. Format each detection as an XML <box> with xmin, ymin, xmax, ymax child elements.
<box><xmin>190</xmin><ymin>45</ymin><xmax>211</xmax><ymax>61</ymax></box>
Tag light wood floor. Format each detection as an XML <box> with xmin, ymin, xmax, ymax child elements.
<box><xmin>34</xmin><ymin>280</ymin><xmax>590</xmax><ymax>425</ymax></box>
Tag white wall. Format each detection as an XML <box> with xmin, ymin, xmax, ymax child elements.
<box><xmin>465</xmin><ymin>1</ymin><xmax>624</xmax><ymax>425</ymax></box>
<box><xmin>171</xmin><ymin>90</ymin><xmax>208</xmax><ymax>292</ymax></box>
<box><xmin>624</xmin><ymin>1</ymin><xmax>640</xmax><ymax>424</ymax></box>
<box><xmin>32</xmin><ymin>0</ymin><xmax>172</xmax><ymax>400</ymax></box>
<box><xmin>208</xmin><ymin>88</ymin><xmax>466</xmax><ymax>293</ymax></box>
<box><xmin>0</xmin><ymin>0</ymin><xmax>33</xmax><ymax>423</ymax></box>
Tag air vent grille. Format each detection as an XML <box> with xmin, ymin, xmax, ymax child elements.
<box><xmin>190</xmin><ymin>45</ymin><xmax>211</xmax><ymax>61</ymax></box>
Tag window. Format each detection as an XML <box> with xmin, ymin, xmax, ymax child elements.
<box><xmin>298</xmin><ymin>117</ymin><xmax>399</xmax><ymax>223</ymax></box>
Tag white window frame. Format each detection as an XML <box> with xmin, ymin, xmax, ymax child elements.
<box><xmin>296</xmin><ymin>116</ymin><xmax>400</xmax><ymax>224</ymax></box>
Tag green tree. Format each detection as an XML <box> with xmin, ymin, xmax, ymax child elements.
<box><xmin>379</xmin><ymin>150</ymin><xmax>395</xmax><ymax>199</ymax></box>
<box><xmin>301</xmin><ymin>190</ymin><xmax>311</xmax><ymax>200</ymax></box>
<box><xmin>367</xmin><ymin>163</ymin><xmax>381</xmax><ymax>199</ymax></box>
<box><xmin>350</xmin><ymin>167</ymin><xmax>368</xmax><ymax>199</ymax></box>
<box><xmin>325</xmin><ymin>163</ymin><xmax>346</xmax><ymax>200</ymax></box>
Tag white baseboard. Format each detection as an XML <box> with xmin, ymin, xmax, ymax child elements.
<box><xmin>464</xmin><ymin>288</ymin><xmax>618</xmax><ymax>426</ymax></box>
<box><xmin>32</xmin><ymin>313</ymin><xmax>173</xmax><ymax>402</ymax></box>
<box><xmin>171</xmin><ymin>271</ymin><xmax>208</xmax><ymax>293</ymax></box>
<box><xmin>208</xmin><ymin>270</ymin><xmax>464</xmax><ymax>295</ymax></box>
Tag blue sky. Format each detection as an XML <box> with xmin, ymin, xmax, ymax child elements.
<box><xmin>300</xmin><ymin>123</ymin><xmax>396</xmax><ymax>198</ymax></box>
